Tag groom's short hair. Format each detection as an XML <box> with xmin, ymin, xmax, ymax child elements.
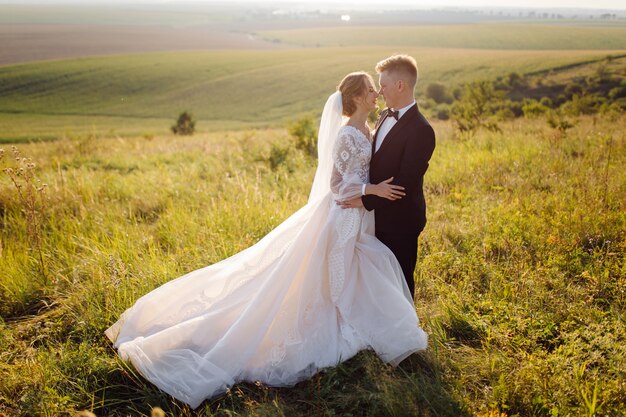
<box><xmin>376</xmin><ymin>54</ymin><xmax>418</xmax><ymax>88</ymax></box>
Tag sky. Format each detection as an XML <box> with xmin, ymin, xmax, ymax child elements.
<box><xmin>1</xmin><ymin>0</ymin><xmax>625</xmax><ymax>8</ymax></box>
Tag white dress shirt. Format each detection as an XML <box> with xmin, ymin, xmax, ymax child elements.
<box><xmin>361</xmin><ymin>100</ymin><xmax>416</xmax><ymax>196</ymax></box>
<box><xmin>375</xmin><ymin>100</ymin><xmax>416</xmax><ymax>153</ymax></box>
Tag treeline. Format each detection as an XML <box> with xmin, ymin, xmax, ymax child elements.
<box><xmin>421</xmin><ymin>55</ymin><xmax>626</xmax><ymax>136</ymax></box>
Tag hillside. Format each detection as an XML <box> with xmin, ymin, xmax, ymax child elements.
<box><xmin>0</xmin><ymin>48</ymin><xmax>621</xmax><ymax>142</ymax></box>
<box><xmin>259</xmin><ymin>23</ymin><xmax>626</xmax><ymax>50</ymax></box>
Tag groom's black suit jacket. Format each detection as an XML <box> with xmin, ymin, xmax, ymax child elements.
<box><xmin>362</xmin><ymin>104</ymin><xmax>436</xmax><ymax>235</ymax></box>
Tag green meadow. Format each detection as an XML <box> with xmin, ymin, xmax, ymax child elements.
<box><xmin>1</xmin><ymin>116</ymin><xmax>624</xmax><ymax>416</ymax></box>
<box><xmin>0</xmin><ymin>48</ymin><xmax>622</xmax><ymax>142</ymax></box>
<box><xmin>259</xmin><ymin>23</ymin><xmax>626</xmax><ymax>50</ymax></box>
<box><xmin>0</xmin><ymin>13</ymin><xmax>625</xmax><ymax>417</ymax></box>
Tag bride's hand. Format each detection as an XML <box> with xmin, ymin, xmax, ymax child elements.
<box><xmin>366</xmin><ymin>177</ymin><xmax>405</xmax><ymax>200</ymax></box>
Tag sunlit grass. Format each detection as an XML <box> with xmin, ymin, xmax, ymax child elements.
<box><xmin>0</xmin><ymin>115</ymin><xmax>624</xmax><ymax>416</ymax></box>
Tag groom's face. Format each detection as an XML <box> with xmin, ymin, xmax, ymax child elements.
<box><xmin>378</xmin><ymin>71</ymin><xmax>399</xmax><ymax>109</ymax></box>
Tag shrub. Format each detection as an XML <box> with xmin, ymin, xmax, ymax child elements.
<box><xmin>565</xmin><ymin>83</ymin><xmax>584</xmax><ymax>98</ymax></box>
<box><xmin>288</xmin><ymin>115</ymin><xmax>317</xmax><ymax>158</ymax></box>
<box><xmin>495</xmin><ymin>108</ymin><xmax>515</xmax><ymax>121</ymax></box>
<box><xmin>501</xmin><ymin>100</ymin><xmax>524</xmax><ymax>118</ymax></box>
<box><xmin>425</xmin><ymin>83</ymin><xmax>453</xmax><ymax>104</ymax></box>
<box><xmin>451</xmin><ymin>81</ymin><xmax>502</xmax><ymax>136</ymax></box>
<box><xmin>547</xmin><ymin>110</ymin><xmax>575</xmax><ymax>134</ymax></box>
<box><xmin>540</xmin><ymin>97</ymin><xmax>554</xmax><ymax>108</ymax></box>
<box><xmin>436</xmin><ymin>107</ymin><xmax>450</xmax><ymax>121</ymax></box>
<box><xmin>171</xmin><ymin>111</ymin><xmax>196</xmax><ymax>136</ymax></box>
<box><xmin>608</xmin><ymin>85</ymin><xmax>626</xmax><ymax>100</ymax></box>
<box><xmin>506</xmin><ymin>72</ymin><xmax>525</xmax><ymax>88</ymax></box>
<box><xmin>561</xmin><ymin>94</ymin><xmax>603</xmax><ymax>116</ymax></box>
<box><xmin>522</xmin><ymin>99</ymin><xmax>550</xmax><ymax>118</ymax></box>
<box><xmin>268</xmin><ymin>143</ymin><xmax>292</xmax><ymax>171</ymax></box>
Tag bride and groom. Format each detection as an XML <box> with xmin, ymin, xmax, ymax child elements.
<box><xmin>105</xmin><ymin>54</ymin><xmax>436</xmax><ymax>409</ymax></box>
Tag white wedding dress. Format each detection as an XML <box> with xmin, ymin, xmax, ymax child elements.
<box><xmin>105</xmin><ymin>92</ymin><xmax>428</xmax><ymax>409</ymax></box>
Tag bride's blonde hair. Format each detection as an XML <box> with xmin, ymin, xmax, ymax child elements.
<box><xmin>337</xmin><ymin>72</ymin><xmax>374</xmax><ymax>117</ymax></box>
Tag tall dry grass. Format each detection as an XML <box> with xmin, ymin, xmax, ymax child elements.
<box><xmin>0</xmin><ymin>116</ymin><xmax>624</xmax><ymax>416</ymax></box>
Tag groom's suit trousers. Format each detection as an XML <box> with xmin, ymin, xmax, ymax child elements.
<box><xmin>375</xmin><ymin>231</ymin><xmax>418</xmax><ymax>300</ymax></box>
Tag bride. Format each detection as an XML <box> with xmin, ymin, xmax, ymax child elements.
<box><xmin>105</xmin><ymin>71</ymin><xmax>428</xmax><ymax>409</ymax></box>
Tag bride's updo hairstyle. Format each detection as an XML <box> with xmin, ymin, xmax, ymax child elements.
<box><xmin>337</xmin><ymin>71</ymin><xmax>375</xmax><ymax>117</ymax></box>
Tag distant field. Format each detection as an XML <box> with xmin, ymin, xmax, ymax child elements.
<box><xmin>0</xmin><ymin>24</ymin><xmax>285</xmax><ymax>66</ymax></box>
<box><xmin>259</xmin><ymin>23</ymin><xmax>626</xmax><ymax>50</ymax></box>
<box><xmin>0</xmin><ymin>47</ymin><xmax>620</xmax><ymax>142</ymax></box>
<box><xmin>0</xmin><ymin>4</ymin><xmax>243</xmax><ymax>26</ymax></box>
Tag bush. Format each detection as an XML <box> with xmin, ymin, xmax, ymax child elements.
<box><xmin>608</xmin><ymin>85</ymin><xmax>626</xmax><ymax>100</ymax></box>
<box><xmin>547</xmin><ymin>110</ymin><xmax>575</xmax><ymax>134</ymax></box>
<box><xmin>495</xmin><ymin>108</ymin><xmax>515</xmax><ymax>121</ymax></box>
<box><xmin>506</xmin><ymin>72</ymin><xmax>525</xmax><ymax>88</ymax></box>
<box><xmin>425</xmin><ymin>83</ymin><xmax>453</xmax><ymax>104</ymax></box>
<box><xmin>501</xmin><ymin>100</ymin><xmax>524</xmax><ymax>118</ymax></box>
<box><xmin>171</xmin><ymin>111</ymin><xmax>196</xmax><ymax>136</ymax></box>
<box><xmin>451</xmin><ymin>81</ymin><xmax>502</xmax><ymax>136</ymax></box>
<box><xmin>561</xmin><ymin>94</ymin><xmax>603</xmax><ymax>116</ymax></box>
<box><xmin>436</xmin><ymin>107</ymin><xmax>450</xmax><ymax>121</ymax></box>
<box><xmin>288</xmin><ymin>115</ymin><xmax>317</xmax><ymax>158</ymax></box>
<box><xmin>540</xmin><ymin>97</ymin><xmax>554</xmax><ymax>108</ymax></box>
<box><xmin>268</xmin><ymin>143</ymin><xmax>292</xmax><ymax>171</ymax></box>
<box><xmin>522</xmin><ymin>99</ymin><xmax>550</xmax><ymax>118</ymax></box>
<box><xmin>565</xmin><ymin>83</ymin><xmax>584</xmax><ymax>98</ymax></box>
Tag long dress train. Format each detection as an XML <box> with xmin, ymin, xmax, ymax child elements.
<box><xmin>105</xmin><ymin>93</ymin><xmax>428</xmax><ymax>409</ymax></box>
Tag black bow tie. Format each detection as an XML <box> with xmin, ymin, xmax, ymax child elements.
<box><xmin>385</xmin><ymin>108</ymin><xmax>399</xmax><ymax>120</ymax></box>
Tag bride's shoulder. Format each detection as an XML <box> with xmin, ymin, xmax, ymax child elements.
<box><xmin>338</xmin><ymin>125</ymin><xmax>361</xmax><ymax>139</ymax></box>
<box><xmin>338</xmin><ymin>125</ymin><xmax>355</xmax><ymax>134</ymax></box>
<box><xmin>339</xmin><ymin>125</ymin><xmax>371</xmax><ymax>143</ymax></box>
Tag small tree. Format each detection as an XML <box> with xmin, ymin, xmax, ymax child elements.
<box><xmin>171</xmin><ymin>111</ymin><xmax>196</xmax><ymax>136</ymax></box>
<box><xmin>451</xmin><ymin>81</ymin><xmax>502</xmax><ymax>137</ymax></box>
<box><xmin>288</xmin><ymin>115</ymin><xmax>318</xmax><ymax>158</ymax></box>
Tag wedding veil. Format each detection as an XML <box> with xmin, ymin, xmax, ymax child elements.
<box><xmin>307</xmin><ymin>91</ymin><xmax>344</xmax><ymax>204</ymax></box>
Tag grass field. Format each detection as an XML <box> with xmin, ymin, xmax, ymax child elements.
<box><xmin>259</xmin><ymin>23</ymin><xmax>626</xmax><ymax>50</ymax></box>
<box><xmin>0</xmin><ymin>24</ymin><xmax>284</xmax><ymax>66</ymax></box>
<box><xmin>0</xmin><ymin>114</ymin><xmax>624</xmax><ymax>416</ymax></box>
<box><xmin>0</xmin><ymin>4</ymin><xmax>240</xmax><ymax>26</ymax></box>
<box><xmin>0</xmin><ymin>12</ymin><xmax>625</xmax><ymax>416</ymax></box>
<box><xmin>1</xmin><ymin>47</ymin><xmax>622</xmax><ymax>142</ymax></box>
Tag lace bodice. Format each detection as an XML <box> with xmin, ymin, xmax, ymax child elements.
<box><xmin>330</xmin><ymin>125</ymin><xmax>372</xmax><ymax>201</ymax></box>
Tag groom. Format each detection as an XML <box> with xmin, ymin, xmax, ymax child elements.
<box><xmin>341</xmin><ymin>54</ymin><xmax>436</xmax><ymax>300</ymax></box>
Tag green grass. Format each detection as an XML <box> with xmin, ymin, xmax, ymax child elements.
<box><xmin>1</xmin><ymin>47</ymin><xmax>621</xmax><ymax>142</ymax></box>
<box><xmin>259</xmin><ymin>23</ymin><xmax>626</xmax><ymax>50</ymax></box>
<box><xmin>0</xmin><ymin>114</ymin><xmax>624</xmax><ymax>416</ymax></box>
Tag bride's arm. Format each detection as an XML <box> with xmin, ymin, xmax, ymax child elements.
<box><xmin>330</xmin><ymin>132</ymin><xmax>362</xmax><ymax>201</ymax></box>
<box><xmin>331</xmin><ymin>131</ymin><xmax>404</xmax><ymax>201</ymax></box>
